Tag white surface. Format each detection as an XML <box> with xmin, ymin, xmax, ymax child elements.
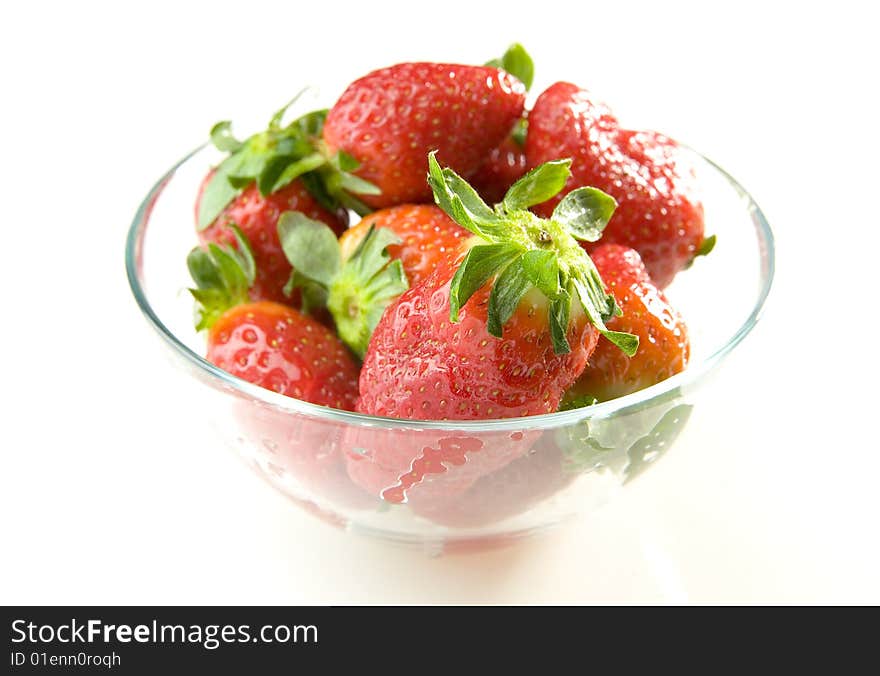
<box><xmin>1</xmin><ymin>0</ymin><xmax>878</xmax><ymax>604</ymax></box>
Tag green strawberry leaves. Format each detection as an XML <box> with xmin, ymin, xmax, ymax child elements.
<box><xmin>696</xmin><ymin>234</ymin><xmax>716</xmax><ymax>257</ymax></box>
<box><xmin>197</xmin><ymin>100</ymin><xmax>381</xmax><ymax>231</ymax></box>
<box><xmin>278</xmin><ymin>211</ymin><xmax>341</xmax><ymax>287</ymax></box>
<box><xmin>427</xmin><ymin>151</ymin><xmax>639</xmax><ymax>357</ymax></box>
<box><xmin>187</xmin><ymin>225</ymin><xmax>255</xmax><ymax>332</ymax></box>
<box><xmin>552</xmin><ymin>187</ymin><xmax>618</xmax><ymax>242</ymax></box>
<box><xmin>449</xmin><ymin>243</ymin><xmax>523</xmax><ymax>323</ymax></box>
<box><xmin>277</xmin><ymin>212</ymin><xmax>408</xmax><ymax>358</ymax></box>
<box><xmin>209</xmin><ymin>121</ymin><xmax>243</xmax><ymax>153</ymax></box>
<box><xmin>502</xmin><ymin>160</ymin><xmax>571</xmax><ymax>210</ymax></box>
<box><xmin>486</xmin><ymin>43</ymin><xmax>535</xmax><ymax>91</ymax></box>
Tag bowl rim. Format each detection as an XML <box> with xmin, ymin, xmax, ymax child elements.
<box><xmin>125</xmin><ymin>144</ymin><xmax>775</xmax><ymax>432</ymax></box>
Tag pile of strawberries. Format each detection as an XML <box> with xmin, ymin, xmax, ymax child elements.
<box><xmin>186</xmin><ymin>45</ymin><xmax>711</xmax><ymax>516</ymax></box>
<box><xmin>189</xmin><ymin>45</ymin><xmax>707</xmax><ymax>421</ymax></box>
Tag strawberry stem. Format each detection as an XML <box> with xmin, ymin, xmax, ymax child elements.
<box><xmin>277</xmin><ymin>212</ymin><xmax>408</xmax><ymax>358</ymax></box>
<box><xmin>187</xmin><ymin>225</ymin><xmax>256</xmax><ymax>331</ymax></box>
<box><xmin>427</xmin><ymin>151</ymin><xmax>639</xmax><ymax>356</ymax></box>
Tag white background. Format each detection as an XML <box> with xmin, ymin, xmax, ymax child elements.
<box><xmin>1</xmin><ymin>0</ymin><xmax>878</xmax><ymax>604</ymax></box>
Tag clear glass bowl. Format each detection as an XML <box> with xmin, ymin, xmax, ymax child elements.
<box><xmin>126</xmin><ymin>143</ymin><xmax>774</xmax><ymax>552</ymax></box>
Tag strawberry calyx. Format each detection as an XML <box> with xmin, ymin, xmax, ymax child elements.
<box><xmin>485</xmin><ymin>43</ymin><xmax>535</xmax><ymax>91</ymax></box>
<box><xmin>277</xmin><ymin>212</ymin><xmax>408</xmax><ymax>359</ymax></box>
<box><xmin>486</xmin><ymin>44</ymin><xmax>532</xmax><ymax>150</ymax></box>
<box><xmin>197</xmin><ymin>94</ymin><xmax>380</xmax><ymax>231</ymax></box>
<box><xmin>187</xmin><ymin>225</ymin><xmax>256</xmax><ymax>331</ymax></box>
<box><xmin>427</xmin><ymin>151</ymin><xmax>639</xmax><ymax>356</ymax></box>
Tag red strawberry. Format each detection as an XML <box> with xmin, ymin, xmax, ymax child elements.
<box><xmin>322</xmin><ymin>63</ymin><xmax>527</xmax><ymax>208</ymax></box>
<box><xmin>197</xmin><ymin>171</ymin><xmax>346</xmax><ymax>303</ymax></box>
<box><xmin>344</xmin><ymin>429</ymin><xmax>523</xmax><ymax>504</ymax></box>
<box><xmin>525</xmin><ymin>82</ymin><xmax>708</xmax><ymax>288</ymax></box>
<box><xmin>276</xmin><ymin>206</ymin><xmax>468</xmax><ymax>358</ymax></box>
<box><xmin>343</xmin><ymin>154</ymin><xmax>638</xmax><ymax>503</ymax></box>
<box><xmin>194</xmin><ymin>101</ymin><xmax>372</xmax><ymax>305</ymax></box>
<box><xmin>339</xmin><ymin>205</ymin><xmax>470</xmax><ymax>287</ymax></box>
<box><xmin>562</xmin><ymin>244</ymin><xmax>690</xmax><ymax>405</ymax></box>
<box><xmin>207</xmin><ymin>301</ymin><xmax>359</xmax><ymax>409</ymax></box>
<box><xmin>470</xmin><ymin>135</ymin><xmax>529</xmax><ymax>204</ymax></box>
<box><xmin>187</xmin><ymin>228</ymin><xmax>359</xmax><ymax>410</ymax></box>
<box><xmin>357</xmin><ymin>262</ymin><xmax>599</xmax><ymax>419</ymax></box>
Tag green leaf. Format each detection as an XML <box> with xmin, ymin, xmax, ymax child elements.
<box><xmin>571</xmin><ymin>274</ymin><xmax>615</xmax><ymax>329</ymax></box>
<box><xmin>270</xmin><ymin>153</ymin><xmax>327</xmax><ymax>193</ymax></box>
<box><xmin>486</xmin><ymin>256</ymin><xmax>530</xmax><ymax>337</ymax></box>
<box><xmin>347</xmin><ymin>225</ymin><xmax>401</xmax><ymax>279</ymax></box>
<box><xmin>277</xmin><ymin>211</ymin><xmax>341</xmax><ymax>288</ymax></box>
<box><xmin>332</xmin><ymin>150</ymin><xmax>360</xmax><ymax>172</ymax></box>
<box><xmin>427</xmin><ymin>151</ymin><xmax>502</xmax><ymax>239</ymax></box>
<box><xmin>449</xmin><ymin>243</ymin><xmax>524</xmax><ymax>322</ymax></box>
<box><xmin>268</xmin><ymin>88</ymin><xmax>309</xmax><ymax>130</ymax></box>
<box><xmin>284</xmin><ymin>270</ymin><xmax>329</xmax><ymax>314</ymax></box>
<box><xmin>501</xmin><ymin>43</ymin><xmax>535</xmax><ymax>90</ymax></box>
<box><xmin>427</xmin><ymin>151</ymin><xmax>456</xmax><ymax>214</ymax></box>
<box><xmin>548</xmin><ymin>292</ymin><xmax>572</xmax><ymax>354</ymax></box>
<box><xmin>197</xmin><ymin>166</ymin><xmax>241</xmax><ymax>230</ymax></box>
<box><xmin>487</xmin><ymin>43</ymin><xmax>535</xmax><ymax>91</ymax></box>
<box><xmin>503</xmin><ymin>160</ymin><xmax>571</xmax><ymax>211</ymax></box>
<box><xmin>334</xmin><ymin>189</ymin><xmax>374</xmax><ymax>217</ymax></box>
<box><xmin>511</xmin><ymin>118</ymin><xmax>528</xmax><ymax>147</ymax></box>
<box><xmin>187</xmin><ymin>247</ymin><xmax>223</xmax><ymax>292</ymax></box>
<box><xmin>257</xmin><ymin>154</ymin><xmax>295</xmax><ymax>196</ymax></box>
<box><xmin>299</xmin><ymin>171</ymin><xmax>337</xmax><ymax>213</ymax></box>
<box><xmin>553</xmin><ymin>187</ymin><xmax>618</xmax><ymax>242</ymax></box>
<box><xmin>210</xmin><ymin>121</ymin><xmax>242</xmax><ymax>153</ymax></box>
<box><xmin>600</xmin><ymin>329</ymin><xmax>639</xmax><ymax>357</ymax></box>
<box><xmin>326</xmin><ymin>225</ymin><xmax>410</xmax><ymax>358</ymax></box>
<box><xmin>338</xmin><ymin>171</ymin><xmax>382</xmax><ymax>196</ymax></box>
<box><xmin>225</xmin><ymin>174</ymin><xmax>253</xmax><ymax>190</ymax></box>
<box><xmin>520</xmin><ymin>249</ymin><xmax>560</xmax><ymax>297</ymax></box>
<box><xmin>570</xmin><ymin>271</ymin><xmax>638</xmax><ymax>356</ymax></box>
<box><xmin>290</xmin><ymin>109</ymin><xmax>327</xmax><ymax>137</ymax></box>
<box><xmin>429</xmin><ymin>154</ymin><xmax>640</xmax><ymax>358</ymax></box>
<box><xmin>228</xmin><ymin>224</ymin><xmax>256</xmax><ymax>286</ymax></box>
<box><xmin>696</xmin><ymin>234</ymin><xmax>716</xmax><ymax>257</ymax></box>
<box><xmin>186</xmin><ymin>225</ymin><xmax>256</xmax><ymax>331</ymax></box>
<box><xmin>558</xmin><ymin>393</ymin><xmax>599</xmax><ymax>411</ymax></box>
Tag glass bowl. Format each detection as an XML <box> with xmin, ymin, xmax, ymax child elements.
<box><xmin>126</xmin><ymin>142</ymin><xmax>774</xmax><ymax>553</ymax></box>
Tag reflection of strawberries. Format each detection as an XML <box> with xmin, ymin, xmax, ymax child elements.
<box><xmin>238</xmin><ymin>404</ymin><xmax>378</xmax><ymax>511</ymax></box>
<box><xmin>343</xmin><ymin>428</ymin><xmax>533</xmax><ymax>505</ymax></box>
<box><xmin>408</xmin><ymin>438</ymin><xmax>575</xmax><ymax>528</ymax></box>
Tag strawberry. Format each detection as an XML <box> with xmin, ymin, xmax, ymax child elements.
<box><xmin>561</xmin><ymin>244</ymin><xmax>689</xmax><ymax>406</ymax></box>
<box><xmin>357</xmin><ymin>153</ymin><xmax>638</xmax><ymax>419</ymax></box>
<box><xmin>470</xmin><ymin>135</ymin><xmax>529</xmax><ymax>205</ymax></box>
<box><xmin>339</xmin><ymin>205</ymin><xmax>470</xmax><ymax>288</ymax></box>
<box><xmin>322</xmin><ymin>63</ymin><xmax>527</xmax><ymax>208</ymax></box>
<box><xmin>343</xmin><ymin>154</ymin><xmax>638</xmax><ymax>503</ymax></box>
<box><xmin>194</xmin><ymin>99</ymin><xmax>386</xmax><ymax>303</ymax></box>
<box><xmin>186</xmin><ymin>227</ymin><xmax>359</xmax><ymax>410</ymax></box>
<box><xmin>525</xmin><ymin>82</ymin><xmax>711</xmax><ymax>288</ymax></box>
<box><xmin>197</xmin><ymin>171</ymin><xmax>346</xmax><ymax>303</ymax></box>
<box><xmin>276</xmin><ymin>205</ymin><xmax>468</xmax><ymax>358</ymax></box>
